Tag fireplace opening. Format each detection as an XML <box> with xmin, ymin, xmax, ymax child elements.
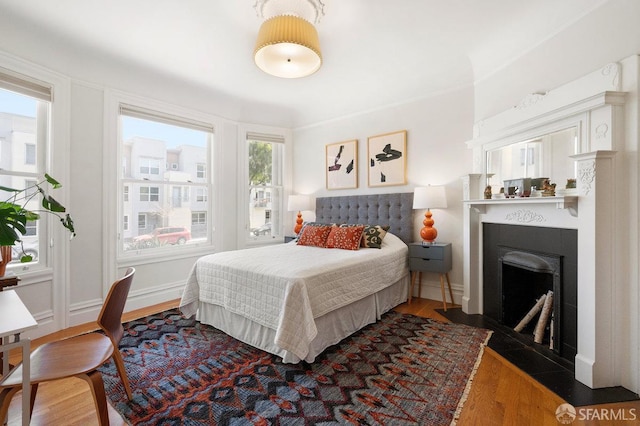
<box><xmin>483</xmin><ymin>223</ymin><xmax>577</xmax><ymax>364</ymax></box>
<box><xmin>499</xmin><ymin>249</ymin><xmax>561</xmax><ymax>351</ymax></box>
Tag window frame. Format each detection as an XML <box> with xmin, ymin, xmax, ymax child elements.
<box><xmin>105</xmin><ymin>90</ymin><xmax>219</xmax><ymax>266</ymax></box>
<box><xmin>0</xmin><ymin>51</ymin><xmax>72</xmax><ymax>334</ymax></box>
<box><xmin>238</xmin><ymin>125</ymin><xmax>292</xmax><ymax>247</ymax></box>
<box><xmin>0</xmin><ymin>71</ymin><xmax>53</xmax><ymax>273</ymax></box>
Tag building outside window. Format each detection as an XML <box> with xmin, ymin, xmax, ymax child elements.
<box><xmin>120</xmin><ymin>105</ymin><xmax>213</xmax><ymax>253</ymax></box>
<box><xmin>0</xmin><ymin>75</ymin><xmax>52</xmax><ymax>268</ymax></box>
<box><xmin>247</xmin><ymin>132</ymin><xmax>284</xmax><ymax>241</ymax></box>
<box><xmin>196</xmin><ymin>163</ymin><xmax>205</xmax><ymax>178</ymax></box>
<box><xmin>25</xmin><ymin>143</ymin><xmax>36</xmax><ymax>165</ymax></box>
<box><xmin>139</xmin><ymin>186</ymin><xmax>159</xmax><ymax>202</ymax></box>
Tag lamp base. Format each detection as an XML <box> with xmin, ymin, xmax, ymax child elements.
<box><xmin>294</xmin><ymin>211</ymin><xmax>304</xmax><ymax>234</ymax></box>
<box><xmin>420</xmin><ymin>209</ymin><xmax>438</xmax><ymax>244</ymax></box>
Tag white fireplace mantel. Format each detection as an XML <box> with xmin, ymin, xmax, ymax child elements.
<box><xmin>462</xmin><ymin>62</ymin><xmax>628</xmax><ymax>390</ymax></box>
<box><xmin>464</xmin><ymin>196</ymin><xmax>578</xmax><ymax>217</ymax></box>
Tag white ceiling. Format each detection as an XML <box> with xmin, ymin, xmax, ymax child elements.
<box><xmin>0</xmin><ymin>0</ymin><xmax>608</xmax><ymax>128</ymax></box>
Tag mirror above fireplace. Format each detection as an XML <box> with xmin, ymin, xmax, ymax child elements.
<box><xmin>486</xmin><ymin>127</ymin><xmax>577</xmax><ymax>195</ymax></box>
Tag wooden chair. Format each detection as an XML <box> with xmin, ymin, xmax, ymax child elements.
<box><xmin>0</xmin><ymin>267</ymin><xmax>135</xmax><ymax>425</ymax></box>
<box><xmin>97</xmin><ymin>267</ymin><xmax>135</xmax><ymax>400</ymax></box>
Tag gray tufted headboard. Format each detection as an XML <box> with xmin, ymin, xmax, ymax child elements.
<box><xmin>315</xmin><ymin>192</ymin><xmax>414</xmax><ymax>245</ymax></box>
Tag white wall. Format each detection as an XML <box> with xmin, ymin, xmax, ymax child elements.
<box><xmin>474</xmin><ymin>0</ymin><xmax>640</xmax><ymax>121</ymax></box>
<box><xmin>292</xmin><ymin>87</ymin><xmax>475</xmax><ymax>301</ymax></box>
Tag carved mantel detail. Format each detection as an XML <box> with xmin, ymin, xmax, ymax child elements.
<box><xmin>578</xmin><ymin>160</ymin><xmax>596</xmax><ymax>195</ymax></box>
<box><xmin>515</xmin><ymin>92</ymin><xmax>547</xmax><ymax>110</ymax></box>
<box><xmin>595</xmin><ymin>123</ymin><xmax>609</xmax><ymax>140</ymax></box>
<box><xmin>601</xmin><ymin>62</ymin><xmax>620</xmax><ymax>89</ymax></box>
<box><xmin>505</xmin><ymin>209</ymin><xmax>546</xmax><ymax>223</ymax></box>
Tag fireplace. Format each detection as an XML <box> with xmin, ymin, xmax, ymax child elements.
<box><xmin>483</xmin><ymin>223</ymin><xmax>577</xmax><ymax>362</ymax></box>
<box><xmin>461</xmin><ymin>66</ymin><xmax>632</xmax><ymax>390</ymax></box>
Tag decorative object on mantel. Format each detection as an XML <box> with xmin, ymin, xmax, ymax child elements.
<box><xmin>504</xmin><ymin>178</ymin><xmax>531</xmax><ymax>198</ymax></box>
<box><xmin>413</xmin><ymin>185</ymin><xmax>447</xmax><ymax>244</ymax></box>
<box><xmin>287</xmin><ymin>194</ymin><xmax>312</xmax><ymax>234</ymax></box>
<box><xmin>253</xmin><ymin>0</ymin><xmax>325</xmax><ymax>78</ymax></box>
<box><xmin>484</xmin><ymin>185</ymin><xmax>492</xmax><ymax>200</ymax></box>
<box><xmin>0</xmin><ymin>174</ymin><xmax>75</xmax><ymax>276</ymax></box>
<box><xmin>540</xmin><ymin>179</ymin><xmax>556</xmax><ymax>197</ymax></box>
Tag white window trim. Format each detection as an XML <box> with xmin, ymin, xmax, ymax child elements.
<box><xmin>237</xmin><ymin>123</ymin><xmax>293</xmax><ymax>248</ymax></box>
<box><xmin>0</xmin><ymin>51</ymin><xmax>71</xmax><ymax>335</ymax></box>
<box><xmin>104</xmin><ymin>90</ymin><xmax>221</xmax><ymax>274</ymax></box>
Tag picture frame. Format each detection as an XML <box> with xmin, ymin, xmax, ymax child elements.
<box><xmin>367</xmin><ymin>130</ymin><xmax>407</xmax><ymax>187</ymax></box>
<box><xmin>326</xmin><ymin>139</ymin><xmax>358</xmax><ymax>190</ymax></box>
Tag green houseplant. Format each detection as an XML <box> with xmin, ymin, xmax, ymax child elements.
<box><xmin>0</xmin><ymin>173</ymin><xmax>75</xmax><ymax>266</ymax></box>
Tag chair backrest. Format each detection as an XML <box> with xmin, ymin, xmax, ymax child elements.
<box><xmin>97</xmin><ymin>267</ymin><xmax>135</xmax><ymax>345</ymax></box>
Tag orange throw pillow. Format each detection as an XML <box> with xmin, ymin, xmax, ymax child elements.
<box><xmin>297</xmin><ymin>225</ymin><xmax>332</xmax><ymax>247</ymax></box>
<box><xmin>326</xmin><ymin>225</ymin><xmax>365</xmax><ymax>250</ymax></box>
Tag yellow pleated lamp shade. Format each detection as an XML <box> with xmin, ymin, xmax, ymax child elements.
<box><xmin>254</xmin><ymin>15</ymin><xmax>322</xmax><ymax>78</ymax></box>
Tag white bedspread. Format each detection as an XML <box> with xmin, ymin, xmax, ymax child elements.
<box><xmin>180</xmin><ymin>233</ymin><xmax>408</xmax><ymax>360</ymax></box>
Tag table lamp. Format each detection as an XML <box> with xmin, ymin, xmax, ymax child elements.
<box><xmin>287</xmin><ymin>194</ymin><xmax>312</xmax><ymax>234</ymax></box>
<box><xmin>413</xmin><ymin>185</ymin><xmax>447</xmax><ymax>244</ymax></box>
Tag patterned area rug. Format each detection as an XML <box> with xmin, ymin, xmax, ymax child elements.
<box><xmin>99</xmin><ymin>309</ymin><xmax>491</xmax><ymax>425</ymax></box>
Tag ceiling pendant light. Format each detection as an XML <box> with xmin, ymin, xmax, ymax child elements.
<box><xmin>253</xmin><ymin>0</ymin><xmax>325</xmax><ymax>79</ymax></box>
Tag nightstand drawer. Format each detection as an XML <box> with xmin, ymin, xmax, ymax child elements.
<box><xmin>408</xmin><ymin>244</ymin><xmax>446</xmax><ymax>260</ymax></box>
<box><xmin>409</xmin><ymin>257</ymin><xmax>450</xmax><ymax>273</ymax></box>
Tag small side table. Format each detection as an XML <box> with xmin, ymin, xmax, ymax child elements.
<box><xmin>0</xmin><ymin>289</ymin><xmax>37</xmax><ymax>425</ymax></box>
<box><xmin>408</xmin><ymin>242</ymin><xmax>454</xmax><ymax>310</ymax></box>
<box><xmin>0</xmin><ymin>273</ymin><xmax>20</xmax><ymax>374</ymax></box>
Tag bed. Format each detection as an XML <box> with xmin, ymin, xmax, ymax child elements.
<box><xmin>180</xmin><ymin>192</ymin><xmax>414</xmax><ymax>363</ymax></box>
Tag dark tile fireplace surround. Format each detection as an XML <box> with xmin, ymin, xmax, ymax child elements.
<box><xmin>440</xmin><ymin>222</ymin><xmax>639</xmax><ymax>406</ymax></box>
<box><xmin>484</xmin><ymin>223</ymin><xmax>577</xmax><ymax>363</ymax></box>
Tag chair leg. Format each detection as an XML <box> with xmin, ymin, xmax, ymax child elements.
<box><xmin>0</xmin><ymin>383</ymin><xmax>38</xmax><ymax>425</ymax></box>
<box><xmin>0</xmin><ymin>386</ymin><xmax>20</xmax><ymax>425</ymax></box>
<box><xmin>29</xmin><ymin>383</ymin><xmax>39</xmax><ymax>418</ymax></box>
<box><xmin>111</xmin><ymin>350</ymin><xmax>133</xmax><ymax>400</ymax></box>
<box><xmin>79</xmin><ymin>371</ymin><xmax>110</xmax><ymax>426</ymax></box>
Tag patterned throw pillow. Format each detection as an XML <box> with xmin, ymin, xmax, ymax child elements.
<box><xmin>338</xmin><ymin>223</ymin><xmax>390</xmax><ymax>248</ymax></box>
<box><xmin>361</xmin><ymin>224</ymin><xmax>390</xmax><ymax>248</ymax></box>
<box><xmin>297</xmin><ymin>225</ymin><xmax>332</xmax><ymax>247</ymax></box>
<box><xmin>295</xmin><ymin>221</ymin><xmax>333</xmax><ymax>241</ymax></box>
<box><xmin>326</xmin><ymin>225</ymin><xmax>366</xmax><ymax>250</ymax></box>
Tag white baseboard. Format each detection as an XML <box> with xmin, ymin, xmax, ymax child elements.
<box><xmin>411</xmin><ymin>280</ymin><xmax>461</xmax><ymax>308</ymax></box>
<box><xmin>66</xmin><ymin>282</ymin><xmax>185</xmax><ymax>331</ymax></box>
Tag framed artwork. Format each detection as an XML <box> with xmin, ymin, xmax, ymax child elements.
<box><xmin>367</xmin><ymin>130</ymin><xmax>407</xmax><ymax>187</ymax></box>
<box><xmin>326</xmin><ymin>139</ymin><xmax>358</xmax><ymax>190</ymax></box>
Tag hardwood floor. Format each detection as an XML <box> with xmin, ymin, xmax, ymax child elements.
<box><xmin>5</xmin><ymin>298</ymin><xmax>640</xmax><ymax>425</ymax></box>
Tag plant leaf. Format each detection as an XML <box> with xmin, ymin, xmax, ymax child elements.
<box><xmin>62</xmin><ymin>214</ymin><xmax>76</xmax><ymax>237</ymax></box>
<box><xmin>45</xmin><ymin>173</ymin><xmax>62</xmax><ymax>189</ymax></box>
<box><xmin>42</xmin><ymin>195</ymin><xmax>66</xmax><ymax>213</ymax></box>
<box><xmin>0</xmin><ymin>185</ymin><xmax>20</xmax><ymax>193</ymax></box>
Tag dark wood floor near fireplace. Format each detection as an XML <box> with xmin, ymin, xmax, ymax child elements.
<box><xmin>438</xmin><ymin>307</ymin><xmax>640</xmax><ymax>407</ymax></box>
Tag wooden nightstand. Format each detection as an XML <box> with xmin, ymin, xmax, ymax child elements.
<box><xmin>408</xmin><ymin>242</ymin><xmax>454</xmax><ymax>310</ymax></box>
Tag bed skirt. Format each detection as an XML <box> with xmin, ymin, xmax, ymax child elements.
<box><xmin>195</xmin><ymin>274</ymin><xmax>409</xmax><ymax>363</ymax></box>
